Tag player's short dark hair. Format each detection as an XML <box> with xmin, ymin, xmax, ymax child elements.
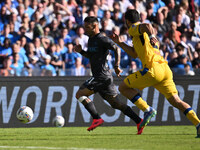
<box><xmin>125</xmin><ymin>9</ymin><xmax>140</xmax><ymax>23</ymax></box>
<box><xmin>84</xmin><ymin>16</ymin><xmax>99</xmax><ymax>24</ymax></box>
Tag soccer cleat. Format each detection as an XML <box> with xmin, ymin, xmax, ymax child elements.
<box><xmin>139</xmin><ymin>107</ymin><xmax>157</xmax><ymax>129</ymax></box>
<box><xmin>196</xmin><ymin>123</ymin><xmax>200</xmax><ymax>138</ymax></box>
<box><xmin>137</xmin><ymin>119</ymin><xmax>144</xmax><ymax>135</ymax></box>
<box><xmin>87</xmin><ymin>118</ymin><xmax>104</xmax><ymax>131</ymax></box>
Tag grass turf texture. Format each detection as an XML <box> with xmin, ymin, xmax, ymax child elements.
<box><xmin>0</xmin><ymin>126</ymin><xmax>199</xmax><ymax>150</ymax></box>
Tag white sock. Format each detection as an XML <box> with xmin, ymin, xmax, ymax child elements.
<box><xmin>144</xmin><ymin>106</ymin><xmax>150</xmax><ymax>112</ymax></box>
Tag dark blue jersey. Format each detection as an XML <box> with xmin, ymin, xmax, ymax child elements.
<box><xmin>87</xmin><ymin>33</ymin><xmax>116</xmax><ymax>79</ymax></box>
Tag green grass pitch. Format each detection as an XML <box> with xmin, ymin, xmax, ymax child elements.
<box><xmin>0</xmin><ymin>126</ymin><xmax>199</xmax><ymax>150</ymax></box>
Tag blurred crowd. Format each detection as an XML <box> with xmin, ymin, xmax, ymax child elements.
<box><xmin>0</xmin><ymin>0</ymin><xmax>200</xmax><ymax>76</ymax></box>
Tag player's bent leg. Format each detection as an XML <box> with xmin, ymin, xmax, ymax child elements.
<box><xmin>118</xmin><ymin>82</ymin><xmax>138</xmax><ymax>100</ymax></box>
<box><xmin>104</xmin><ymin>94</ymin><xmax>144</xmax><ymax>134</ymax></box>
<box><xmin>167</xmin><ymin>94</ymin><xmax>190</xmax><ymax>112</ymax></box>
<box><xmin>119</xmin><ymin>82</ymin><xmax>149</xmax><ymax>112</ymax></box>
<box><xmin>168</xmin><ymin>95</ymin><xmax>200</xmax><ymax>137</ymax></box>
<box><xmin>119</xmin><ymin>82</ymin><xmax>157</xmax><ymax>129</ymax></box>
<box><xmin>76</xmin><ymin>88</ymin><xmax>104</xmax><ymax>131</ymax></box>
<box><xmin>76</xmin><ymin>87</ymin><xmax>94</xmax><ymax>100</ymax></box>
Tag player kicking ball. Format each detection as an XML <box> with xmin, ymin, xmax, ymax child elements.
<box><xmin>110</xmin><ymin>9</ymin><xmax>200</xmax><ymax>138</ymax></box>
<box><xmin>74</xmin><ymin>16</ymin><xmax>145</xmax><ymax>134</ymax></box>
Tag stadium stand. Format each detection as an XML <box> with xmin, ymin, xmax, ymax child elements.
<box><xmin>0</xmin><ymin>0</ymin><xmax>199</xmax><ymax>76</ymax></box>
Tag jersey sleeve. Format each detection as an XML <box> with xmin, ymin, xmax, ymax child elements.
<box><xmin>128</xmin><ymin>24</ymin><xmax>142</xmax><ymax>37</ymax></box>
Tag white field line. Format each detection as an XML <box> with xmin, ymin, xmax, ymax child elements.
<box><xmin>0</xmin><ymin>146</ymin><xmax>143</xmax><ymax>150</ymax></box>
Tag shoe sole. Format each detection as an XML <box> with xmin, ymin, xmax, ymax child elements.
<box><xmin>139</xmin><ymin>110</ymin><xmax>157</xmax><ymax>128</ymax></box>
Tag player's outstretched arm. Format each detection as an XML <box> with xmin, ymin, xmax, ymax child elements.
<box><xmin>109</xmin><ymin>33</ymin><xmax>137</xmax><ymax>58</ymax></box>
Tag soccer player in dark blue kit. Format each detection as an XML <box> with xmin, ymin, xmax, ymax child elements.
<box><xmin>74</xmin><ymin>16</ymin><xmax>144</xmax><ymax>134</ymax></box>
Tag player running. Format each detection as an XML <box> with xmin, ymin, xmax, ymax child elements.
<box><xmin>110</xmin><ymin>9</ymin><xmax>200</xmax><ymax>137</ymax></box>
<box><xmin>74</xmin><ymin>16</ymin><xmax>144</xmax><ymax>134</ymax></box>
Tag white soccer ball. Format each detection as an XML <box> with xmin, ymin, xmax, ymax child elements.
<box><xmin>16</xmin><ymin>106</ymin><xmax>34</xmax><ymax>124</ymax></box>
<box><xmin>52</xmin><ymin>115</ymin><xmax>65</xmax><ymax>127</ymax></box>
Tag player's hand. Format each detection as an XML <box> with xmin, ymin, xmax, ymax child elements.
<box><xmin>73</xmin><ymin>44</ymin><xmax>82</xmax><ymax>53</ymax></box>
<box><xmin>150</xmin><ymin>37</ymin><xmax>158</xmax><ymax>47</ymax></box>
<box><xmin>114</xmin><ymin>67</ymin><xmax>123</xmax><ymax>77</ymax></box>
<box><xmin>109</xmin><ymin>33</ymin><xmax>121</xmax><ymax>44</ymax></box>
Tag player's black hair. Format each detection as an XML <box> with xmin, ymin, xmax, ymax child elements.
<box><xmin>84</xmin><ymin>16</ymin><xmax>99</xmax><ymax>23</ymax></box>
<box><xmin>125</xmin><ymin>9</ymin><xmax>140</xmax><ymax>23</ymax></box>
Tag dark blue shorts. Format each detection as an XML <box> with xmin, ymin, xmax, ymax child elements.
<box><xmin>82</xmin><ymin>76</ymin><xmax>118</xmax><ymax>96</ymax></box>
